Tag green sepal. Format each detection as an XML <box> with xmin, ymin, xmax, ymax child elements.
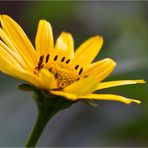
<box><xmin>83</xmin><ymin>99</ymin><xmax>98</xmax><ymax>107</ymax></box>
<box><xmin>17</xmin><ymin>83</ymin><xmax>35</xmax><ymax>91</ymax></box>
<box><xmin>32</xmin><ymin>87</ymin><xmax>75</xmax><ymax>112</ymax></box>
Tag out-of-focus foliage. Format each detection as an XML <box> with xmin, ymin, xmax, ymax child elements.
<box><xmin>0</xmin><ymin>1</ymin><xmax>148</xmax><ymax>147</ymax></box>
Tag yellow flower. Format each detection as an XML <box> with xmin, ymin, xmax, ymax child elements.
<box><xmin>0</xmin><ymin>15</ymin><xmax>145</xmax><ymax>104</ymax></box>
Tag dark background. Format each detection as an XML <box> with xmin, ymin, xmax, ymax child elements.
<box><xmin>0</xmin><ymin>1</ymin><xmax>148</xmax><ymax>146</ymax></box>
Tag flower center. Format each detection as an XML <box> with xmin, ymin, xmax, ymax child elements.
<box><xmin>35</xmin><ymin>53</ymin><xmax>87</xmax><ymax>89</ymax></box>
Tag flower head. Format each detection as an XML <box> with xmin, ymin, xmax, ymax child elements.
<box><xmin>0</xmin><ymin>15</ymin><xmax>145</xmax><ymax>104</ymax></box>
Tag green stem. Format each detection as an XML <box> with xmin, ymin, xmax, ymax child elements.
<box><xmin>25</xmin><ymin>90</ymin><xmax>73</xmax><ymax>147</ymax></box>
<box><xmin>25</xmin><ymin>107</ymin><xmax>56</xmax><ymax>147</ymax></box>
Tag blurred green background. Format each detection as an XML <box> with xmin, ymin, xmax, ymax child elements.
<box><xmin>0</xmin><ymin>1</ymin><xmax>148</xmax><ymax>147</ymax></box>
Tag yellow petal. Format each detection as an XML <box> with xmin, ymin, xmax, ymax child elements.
<box><xmin>78</xmin><ymin>94</ymin><xmax>141</xmax><ymax>104</ymax></box>
<box><xmin>0</xmin><ymin>45</ymin><xmax>23</xmax><ymax>69</ymax></box>
<box><xmin>39</xmin><ymin>69</ymin><xmax>57</xmax><ymax>90</ymax></box>
<box><xmin>64</xmin><ymin>77</ymin><xmax>98</xmax><ymax>96</ymax></box>
<box><xmin>0</xmin><ymin>28</ymin><xmax>20</xmax><ymax>53</ymax></box>
<box><xmin>71</xmin><ymin>36</ymin><xmax>103</xmax><ymax>67</ymax></box>
<box><xmin>0</xmin><ymin>28</ymin><xmax>31</xmax><ymax>70</ymax></box>
<box><xmin>0</xmin><ymin>55</ymin><xmax>40</xmax><ymax>87</ymax></box>
<box><xmin>0</xmin><ymin>44</ymin><xmax>40</xmax><ymax>87</ymax></box>
<box><xmin>17</xmin><ymin>71</ymin><xmax>40</xmax><ymax>88</ymax></box>
<box><xmin>0</xmin><ymin>15</ymin><xmax>37</xmax><ymax>68</ymax></box>
<box><xmin>55</xmin><ymin>32</ymin><xmax>74</xmax><ymax>58</ymax></box>
<box><xmin>0</xmin><ymin>40</ymin><xmax>28</xmax><ymax>69</ymax></box>
<box><xmin>96</xmin><ymin>80</ymin><xmax>146</xmax><ymax>90</ymax></box>
<box><xmin>83</xmin><ymin>58</ymin><xmax>116</xmax><ymax>82</ymax></box>
<box><xmin>35</xmin><ymin>20</ymin><xmax>54</xmax><ymax>60</ymax></box>
<box><xmin>50</xmin><ymin>90</ymin><xmax>77</xmax><ymax>101</ymax></box>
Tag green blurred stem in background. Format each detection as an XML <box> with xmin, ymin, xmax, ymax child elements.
<box><xmin>19</xmin><ymin>84</ymin><xmax>74</xmax><ymax>147</ymax></box>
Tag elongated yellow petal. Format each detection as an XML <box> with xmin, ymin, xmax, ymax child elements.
<box><xmin>50</xmin><ymin>90</ymin><xmax>77</xmax><ymax>100</ymax></box>
<box><xmin>83</xmin><ymin>58</ymin><xmax>116</xmax><ymax>82</ymax></box>
<box><xmin>0</xmin><ymin>28</ymin><xmax>31</xmax><ymax>70</ymax></box>
<box><xmin>71</xmin><ymin>36</ymin><xmax>103</xmax><ymax>67</ymax></box>
<box><xmin>0</xmin><ymin>55</ymin><xmax>40</xmax><ymax>87</ymax></box>
<box><xmin>39</xmin><ymin>69</ymin><xmax>57</xmax><ymax>90</ymax></box>
<box><xmin>96</xmin><ymin>62</ymin><xmax>116</xmax><ymax>82</ymax></box>
<box><xmin>17</xmin><ymin>71</ymin><xmax>40</xmax><ymax>88</ymax></box>
<box><xmin>0</xmin><ymin>15</ymin><xmax>37</xmax><ymax>68</ymax></box>
<box><xmin>55</xmin><ymin>32</ymin><xmax>74</xmax><ymax>58</ymax></box>
<box><xmin>96</xmin><ymin>80</ymin><xmax>146</xmax><ymax>90</ymax></box>
<box><xmin>78</xmin><ymin>94</ymin><xmax>141</xmax><ymax>104</ymax></box>
<box><xmin>35</xmin><ymin>20</ymin><xmax>54</xmax><ymax>60</ymax></box>
<box><xmin>83</xmin><ymin>58</ymin><xmax>113</xmax><ymax>75</ymax></box>
<box><xmin>0</xmin><ymin>40</ymin><xmax>29</xmax><ymax>69</ymax></box>
<box><xmin>0</xmin><ymin>28</ymin><xmax>20</xmax><ymax>53</ymax></box>
<box><xmin>0</xmin><ymin>43</ymin><xmax>40</xmax><ymax>87</ymax></box>
<box><xmin>64</xmin><ymin>77</ymin><xmax>98</xmax><ymax>96</ymax></box>
<box><xmin>0</xmin><ymin>46</ymin><xmax>23</xmax><ymax>69</ymax></box>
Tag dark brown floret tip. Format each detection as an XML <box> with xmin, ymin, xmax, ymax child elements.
<box><xmin>66</xmin><ymin>59</ymin><xmax>70</xmax><ymax>64</ymax></box>
<box><xmin>84</xmin><ymin>75</ymin><xmax>89</xmax><ymax>78</ymax></box>
<box><xmin>35</xmin><ymin>55</ymin><xmax>44</xmax><ymax>70</ymax></box>
<box><xmin>76</xmin><ymin>77</ymin><xmax>80</xmax><ymax>81</ymax></box>
<box><xmin>75</xmin><ymin>65</ymin><xmax>79</xmax><ymax>70</ymax></box>
<box><xmin>39</xmin><ymin>55</ymin><xmax>44</xmax><ymax>65</ymax></box>
<box><xmin>61</xmin><ymin>57</ymin><xmax>65</xmax><ymax>62</ymax></box>
<box><xmin>55</xmin><ymin>73</ymin><xmax>58</xmax><ymax>79</ymax></box>
<box><xmin>79</xmin><ymin>68</ymin><xmax>83</xmax><ymax>75</ymax></box>
<box><xmin>49</xmin><ymin>68</ymin><xmax>52</xmax><ymax>72</ymax></box>
<box><xmin>54</xmin><ymin>55</ymin><xmax>58</xmax><ymax>61</ymax></box>
<box><xmin>46</xmin><ymin>54</ymin><xmax>50</xmax><ymax>63</ymax></box>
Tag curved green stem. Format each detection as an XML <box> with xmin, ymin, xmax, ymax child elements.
<box><xmin>25</xmin><ymin>90</ymin><xmax>73</xmax><ymax>147</ymax></box>
<box><xmin>25</xmin><ymin>107</ymin><xmax>56</xmax><ymax>147</ymax></box>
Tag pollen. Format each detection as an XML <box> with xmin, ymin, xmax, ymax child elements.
<box><xmin>35</xmin><ymin>54</ymin><xmax>84</xmax><ymax>89</ymax></box>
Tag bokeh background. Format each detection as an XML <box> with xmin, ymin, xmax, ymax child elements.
<box><xmin>0</xmin><ymin>1</ymin><xmax>148</xmax><ymax>147</ymax></box>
